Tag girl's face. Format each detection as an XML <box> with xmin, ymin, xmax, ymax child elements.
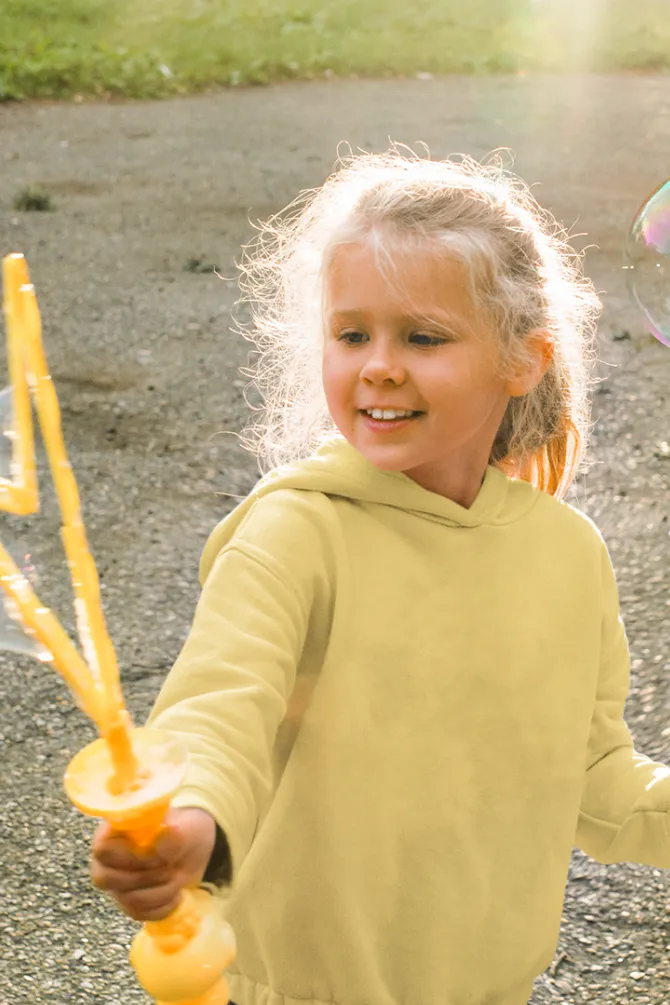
<box><xmin>322</xmin><ymin>240</ymin><xmax>551</xmax><ymax>506</ymax></box>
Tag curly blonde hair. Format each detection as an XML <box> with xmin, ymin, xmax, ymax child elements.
<box><xmin>232</xmin><ymin>143</ymin><xmax>602</xmax><ymax>498</ymax></box>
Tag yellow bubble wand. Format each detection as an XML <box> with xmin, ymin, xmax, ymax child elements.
<box><xmin>0</xmin><ymin>254</ymin><xmax>235</xmax><ymax>1004</ymax></box>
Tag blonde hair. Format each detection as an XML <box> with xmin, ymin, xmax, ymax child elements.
<box><xmin>233</xmin><ymin>143</ymin><xmax>602</xmax><ymax>498</ymax></box>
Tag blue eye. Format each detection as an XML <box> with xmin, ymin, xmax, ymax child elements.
<box><xmin>411</xmin><ymin>333</ymin><xmax>448</xmax><ymax>347</ymax></box>
<box><xmin>336</xmin><ymin>331</ymin><xmax>448</xmax><ymax>347</ymax></box>
<box><xmin>337</xmin><ymin>330</ymin><xmax>366</xmax><ymax>344</ymax></box>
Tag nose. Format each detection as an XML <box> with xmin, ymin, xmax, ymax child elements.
<box><xmin>360</xmin><ymin>342</ymin><xmax>406</xmax><ymax>385</ymax></box>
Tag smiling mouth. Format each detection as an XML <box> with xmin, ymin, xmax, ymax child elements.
<box><xmin>359</xmin><ymin>410</ymin><xmax>421</xmax><ymax>418</ymax></box>
<box><xmin>358</xmin><ymin>410</ymin><xmax>425</xmax><ymax>426</ymax></box>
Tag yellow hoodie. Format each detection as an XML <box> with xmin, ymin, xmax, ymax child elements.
<box><xmin>148</xmin><ymin>435</ymin><xmax>670</xmax><ymax>1005</ymax></box>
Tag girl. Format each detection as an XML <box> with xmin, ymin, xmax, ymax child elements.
<box><xmin>91</xmin><ymin>145</ymin><xmax>670</xmax><ymax>1005</ymax></box>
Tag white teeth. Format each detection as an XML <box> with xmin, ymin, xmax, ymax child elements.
<box><xmin>366</xmin><ymin>409</ymin><xmax>414</xmax><ymax>420</ymax></box>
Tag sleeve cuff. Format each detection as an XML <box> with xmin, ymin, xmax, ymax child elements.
<box><xmin>202</xmin><ymin>820</ymin><xmax>234</xmax><ymax>887</ymax></box>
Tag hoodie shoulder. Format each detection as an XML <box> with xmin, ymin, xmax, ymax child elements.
<box><xmin>530</xmin><ymin>487</ymin><xmax>608</xmax><ymax>555</ymax></box>
<box><xmin>200</xmin><ymin>488</ymin><xmax>338</xmax><ymax>586</ymax></box>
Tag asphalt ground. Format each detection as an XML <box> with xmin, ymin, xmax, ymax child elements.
<box><xmin>0</xmin><ymin>73</ymin><xmax>669</xmax><ymax>1004</ymax></box>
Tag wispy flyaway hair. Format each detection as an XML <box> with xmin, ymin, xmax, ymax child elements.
<box><xmin>233</xmin><ymin>143</ymin><xmax>602</xmax><ymax>498</ymax></box>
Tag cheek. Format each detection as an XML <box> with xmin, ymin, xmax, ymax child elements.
<box><xmin>415</xmin><ymin>363</ymin><xmax>458</xmax><ymax>403</ymax></box>
<box><xmin>321</xmin><ymin>355</ymin><xmax>350</xmax><ymax>412</ymax></box>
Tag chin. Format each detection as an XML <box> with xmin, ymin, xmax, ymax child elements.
<box><xmin>356</xmin><ymin>443</ymin><xmax>416</xmax><ymax>472</ymax></box>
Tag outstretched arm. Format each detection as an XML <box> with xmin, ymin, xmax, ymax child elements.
<box><xmin>147</xmin><ymin>491</ymin><xmax>334</xmax><ymax>885</ymax></box>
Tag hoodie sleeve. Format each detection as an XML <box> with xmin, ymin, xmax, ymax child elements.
<box><xmin>575</xmin><ymin>540</ymin><xmax>670</xmax><ymax>867</ymax></box>
<box><xmin>146</xmin><ymin>490</ymin><xmax>334</xmax><ymax>885</ymax></box>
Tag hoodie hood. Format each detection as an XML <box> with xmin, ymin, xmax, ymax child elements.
<box><xmin>201</xmin><ymin>434</ymin><xmax>540</xmax><ymax>581</ymax></box>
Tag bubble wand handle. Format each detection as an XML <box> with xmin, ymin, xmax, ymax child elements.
<box><xmin>0</xmin><ymin>254</ymin><xmax>236</xmax><ymax>1004</ymax></box>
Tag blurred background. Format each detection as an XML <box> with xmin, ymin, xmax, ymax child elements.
<box><xmin>2</xmin><ymin>0</ymin><xmax>670</xmax><ymax>101</ymax></box>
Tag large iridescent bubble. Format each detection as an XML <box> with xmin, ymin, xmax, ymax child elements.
<box><xmin>624</xmin><ymin>179</ymin><xmax>670</xmax><ymax>348</ymax></box>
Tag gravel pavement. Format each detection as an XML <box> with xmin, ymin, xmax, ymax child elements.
<box><xmin>0</xmin><ymin>73</ymin><xmax>669</xmax><ymax>1005</ymax></box>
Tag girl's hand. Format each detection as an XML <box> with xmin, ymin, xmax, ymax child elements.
<box><xmin>90</xmin><ymin>806</ymin><xmax>217</xmax><ymax>922</ymax></box>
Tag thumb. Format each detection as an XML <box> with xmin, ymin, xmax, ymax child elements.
<box><xmin>92</xmin><ymin>819</ymin><xmax>114</xmax><ymax>852</ymax></box>
<box><xmin>152</xmin><ymin>806</ymin><xmax>210</xmax><ymax>861</ymax></box>
<box><xmin>153</xmin><ymin>823</ymin><xmax>185</xmax><ymax>863</ymax></box>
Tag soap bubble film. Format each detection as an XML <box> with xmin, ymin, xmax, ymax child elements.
<box><xmin>623</xmin><ymin>179</ymin><xmax>670</xmax><ymax>347</ymax></box>
<box><xmin>0</xmin><ymin>541</ymin><xmax>52</xmax><ymax>662</ymax></box>
<box><xmin>0</xmin><ymin>578</ymin><xmax>53</xmax><ymax>661</ymax></box>
<box><xmin>0</xmin><ymin>382</ymin><xmax>52</xmax><ymax>660</ymax></box>
<box><xmin>0</xmin><ymin>386</ymin><xmax>15</xmax><ymax>481</ymax></box>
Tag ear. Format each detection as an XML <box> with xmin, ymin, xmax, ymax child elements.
<box><xmin>506</xmin><ymin>329</ymin><xmax>554</xmax><ymax>398</ymax></box>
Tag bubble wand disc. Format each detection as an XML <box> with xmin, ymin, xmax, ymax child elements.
<box><xmin>0</xmin><ymin>254</ymin><xmax>235</xmax><ymax>1004</ymax></box>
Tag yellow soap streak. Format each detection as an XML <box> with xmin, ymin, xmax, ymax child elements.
<box><xmin>0</xmin><ymin>253</ymin><xmax>236</xmax><ymax>1003</ymax></box>
<box><xmin>1</xmin><ymin>256</ymin><xmax>37</xmax><ymax>514</ymax></box>
<box><xmin>0</xmin><ymin>253</ymin><xmax>137</xmax><ymax>790</ymax></box>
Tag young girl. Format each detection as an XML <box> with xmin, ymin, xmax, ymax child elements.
<box><xmin>91</xmin><ymin>146</ymin><xmax>670</xmax><ymax>1005</ymax></box>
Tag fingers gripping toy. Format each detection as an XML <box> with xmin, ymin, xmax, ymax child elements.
<box><xmin>0</xmin><ymin>253</ymin><xmax>236</xmax><ymax>1004</ymax></box>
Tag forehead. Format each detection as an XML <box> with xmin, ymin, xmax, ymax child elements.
<box><xmin>324</xmin><ymin>240</ymin><xmax>478</xmax><ymax>325</ymax></box>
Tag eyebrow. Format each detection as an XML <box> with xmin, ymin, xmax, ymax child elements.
<box><xmin>327</xmin><ymin>308</ymin><xmax>460</xmax><ymax>327</ymax></box>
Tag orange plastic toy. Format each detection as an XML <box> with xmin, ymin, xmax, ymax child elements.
<box><xmin>0</xmin><ymin>254</ymin><xmax>236</xmax><ymax>1004</ymax></box>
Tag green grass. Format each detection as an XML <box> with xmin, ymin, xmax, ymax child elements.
<box><xmin>12</xmin><ymin>184</ymin><xmax>53</xmax><ymax>211</ymax></box>
<box><xmin>2</xmin><ymin>0</ymin><xmax>670</xmax><ymax>101</ymax></box>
